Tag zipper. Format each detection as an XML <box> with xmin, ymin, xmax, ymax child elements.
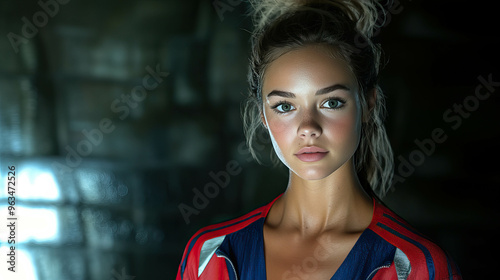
<box><xmin>216</xmin><ymin>252</ymin><xmax>238</xmax><ymax>280</ymax></box>
<box><xmin>366</xmin><ymin>264</ymin><xmax>390</xmax><ymax>280</ymax></box>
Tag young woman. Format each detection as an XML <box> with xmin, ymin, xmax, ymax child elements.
<box><xmin>177</xmin><ymin>0</ymin><xmax>461</xmax><ymax>279</ymax></box>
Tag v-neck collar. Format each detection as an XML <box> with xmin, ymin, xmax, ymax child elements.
<box><xmin>256</xmin><ymin>196</ymin><xmax>392</xmax><ymax>280</ymax></box>
<box><xmin>218</xmin><ymin>195</ymin><xmax>395</xmax><ymax>280</ymax></box>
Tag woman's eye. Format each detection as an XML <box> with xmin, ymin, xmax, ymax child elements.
<box><xmin>275</xmin><ymin>103</ymin><xmax>295</xmax><ymax>113</ymax></box>
<box><xmin>323</xmin><ymin>99</ymin><xmax>345</xmax><ymax>109</ymax></box>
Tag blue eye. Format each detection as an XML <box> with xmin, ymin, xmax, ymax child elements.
<box><xmin>323</xmin><ymin>98</ymin><xmax>345</xmax><ymax>109</ymax></box>
<box><xmin>273</xmin><ymin>102</ymin><xmax>295</xmax><ymax>113</ymax></box>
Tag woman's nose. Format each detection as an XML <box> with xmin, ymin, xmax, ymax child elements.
<box><xmin>297</xmin><ymin>113</ymin><xmax>322</xmax><ymax>139</ymax></box>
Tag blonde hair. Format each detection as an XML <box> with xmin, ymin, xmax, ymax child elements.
<box><xmin>243</xmin><ymin>0</ymin><xmax>394</xmax><ymax>197</ymax></box>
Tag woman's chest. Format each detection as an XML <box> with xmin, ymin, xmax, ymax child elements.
<box><xmin>263</xmin><ymin>230</ymin><xmax>362</xmax><ymax>279</ymax></box>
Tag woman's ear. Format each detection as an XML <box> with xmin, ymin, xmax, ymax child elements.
<box><xmin>363</xmin><ymin>88</ymin><xmax>377</xmax><ymax>122</ymax></box>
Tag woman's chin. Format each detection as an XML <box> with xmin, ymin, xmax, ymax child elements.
<box><xmin>291</xmin><ymin>167</ymin><xmax>334</xmax><ymax>181</ymax></box>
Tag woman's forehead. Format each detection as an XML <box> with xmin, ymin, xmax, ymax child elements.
<box><xmin>262</xmin><ymin>45</ymin><xmax>358</xmax><ymax>95</ymax></box>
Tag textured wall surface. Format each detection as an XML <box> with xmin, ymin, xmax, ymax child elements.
<box><xmin>0</xmin><ymin>0</ymin><xmax>498</xmax><ymax>279</ymax></box>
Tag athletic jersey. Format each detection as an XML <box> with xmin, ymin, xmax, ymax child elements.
<box><xmin>176</xmin><ymin>194</ymin><xmax>462</xmax><ymax>280</ymax></box>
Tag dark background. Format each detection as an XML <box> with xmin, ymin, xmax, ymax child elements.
<box><xmin>0</xmin><ymin>0</ymin><xmax>498</xmax><ymax>279</ymax></box>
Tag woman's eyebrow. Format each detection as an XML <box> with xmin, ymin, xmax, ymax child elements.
<box><xmin>267</xmin><ymin>90</ymin><xmax>295</xmax><ymax>99</ymax></box>
<box><xmin>315</xmin><ymin>84</ymin><xmax>350</xmax><ymax>95</ymax></box>
<box><xmin>266</xmin><ymin>84</ymin><xmax>350</xmax><ymax>99</ymax></box>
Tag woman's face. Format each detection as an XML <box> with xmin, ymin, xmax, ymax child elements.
<box><xmin>261</xmin><ymin>44</ymin><xmax>362</xmax><ymax>180</ymax></box>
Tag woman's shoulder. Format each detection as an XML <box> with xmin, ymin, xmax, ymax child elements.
<box><xmin>369</xmin><ymin>199</ymin><xmax>462</xmax><ymax>279</ymax></box>
<box><xmin>177</xmin><ymin>195</ymin><xmax>279</xmax><ymax>278</ymax></box>
<box><xmin>186</xmin><ymin>195</ymin><xmax>279</xmax><ymax>245</ymax></box>
<box><xmin>189</xmin><ymin>200</ymin><xmax>272</xmax><ymax>244</ymax></box>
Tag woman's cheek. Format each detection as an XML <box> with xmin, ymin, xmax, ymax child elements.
<box><xmin>266</xmin><ymin>113</ymin><xmax>296</xmax><ymax>161</ymax></box>
<box><xmin>324</xmin><ymin>111</ymin><xmax>360</xmax><ymax>146</ymax></box>
<box><xmin>268</xmin><ymin>117</ymin><xmax>293</xmax><ymax>146</ymax></box>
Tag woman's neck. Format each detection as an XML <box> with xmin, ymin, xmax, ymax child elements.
<box><xmin>267</xmin><ymin>161</ymin><xmax>374</xmax><ymax>237</ymax></box>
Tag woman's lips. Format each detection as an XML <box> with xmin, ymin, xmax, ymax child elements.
<box><xmin>295</xmin><ymin>146</ymin><xmax>329</xmax><ymax>162</ymax></box>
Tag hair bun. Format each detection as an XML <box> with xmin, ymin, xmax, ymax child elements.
<box><xmin>248</xmin><ymin>0</ymin><xmax>383</xmax><ymax>39</ymax></box>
